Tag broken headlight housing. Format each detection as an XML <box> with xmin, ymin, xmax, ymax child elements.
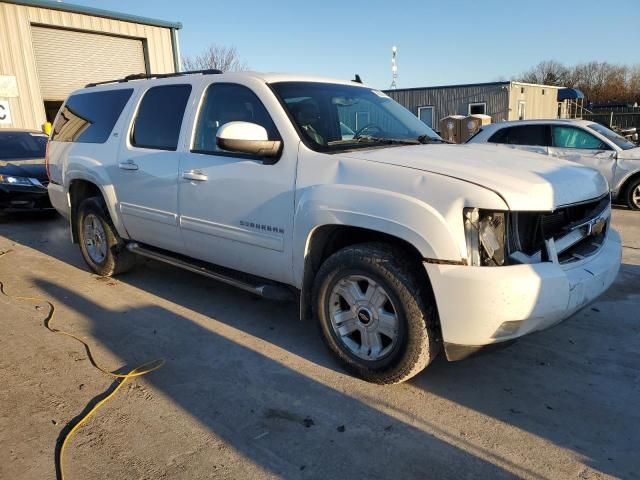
<box><xmin>464</xmin><ymin>208</ymin><xmax>507</xmax><ymax>266</ymax></box>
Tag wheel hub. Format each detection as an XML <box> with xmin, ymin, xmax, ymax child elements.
<box><xmin>328</xmin><ymin>275</ymin><xmax>399</xmax><ymax>361</ymax></box>
<box><xmin>357</xmin><ymin>307</ymin><xmax>373</xmax><ymax>325</ymax></box>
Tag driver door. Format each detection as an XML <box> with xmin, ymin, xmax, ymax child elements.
<box><xmin>548</xmin><ymin>125</ymin><xmax>617</xmax><ymax>185</ymax></box>
<box><xmin>177</xmin><ymin>82</ymin><xmax>297</xmax><ymax>284</ymax></box>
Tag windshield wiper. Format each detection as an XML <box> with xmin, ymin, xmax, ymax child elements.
<box><xmin>355</xmin><ymin>136</ymin><xmax>421</xmax><ymax>145</ymax></box>
<box><xmin>417</xmin><ymin>135</ymin><xmax>453</xmax><ymax>144</ymax></box>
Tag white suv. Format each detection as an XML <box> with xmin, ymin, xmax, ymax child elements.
<box><xmin>467</xmin><ymin>119</ymin><xmax>640</xmax><ymax>210</ymax></box>
<box><xmin>47</xmin><ymin>71</ymin><xmax>621</xmax><ymax>384</ymax></box>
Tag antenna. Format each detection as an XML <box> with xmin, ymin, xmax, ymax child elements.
<box><xmin>390</xmin><ymin>46</ymin><xmax>398</xmax><ymax>90</ymax></box>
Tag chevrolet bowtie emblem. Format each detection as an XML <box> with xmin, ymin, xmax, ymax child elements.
<box><xmin>587</xmin><ymin>217</ymin><xmax>606</xmax><ymax>236</ymax></box>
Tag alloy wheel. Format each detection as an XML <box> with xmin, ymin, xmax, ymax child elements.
<box><xmin>328</xmin><ymin>275</ymin><xmax>400</xmax><ymax>361</ymax></box>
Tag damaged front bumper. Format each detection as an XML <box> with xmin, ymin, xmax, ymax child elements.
<box><xmin>425</xmin><ymin>229</ymin><xmax>622</xmax><ymax>361</ymax></box>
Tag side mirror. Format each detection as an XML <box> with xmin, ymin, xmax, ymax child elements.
<box><xmin>216</xmin><ymin>122</ymin><xmax>282</xmax><ymax>160</ymax></box>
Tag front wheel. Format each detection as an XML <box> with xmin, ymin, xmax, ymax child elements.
<box><xmin>77</xmin><ymin>196</ymin><xmax>136</xmax><ymax>276</ymax></box>
<box><xmin>313</xmin><ymin>243</ymin><xmax>440</xmax><ymax>384</ymax></box>
<box><xmin>625</xmin><ymin>177</ymin><xmax>640</xmax><ymax>210</ymax></box>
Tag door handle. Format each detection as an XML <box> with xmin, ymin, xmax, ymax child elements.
<box><xmin>183</xmin><ymin>170</ymin><xmax>208</xmax><ymax>182</ymax></box>
<box><xmin>118</xmin><ymin>160</ymin><xmax>139</xmax><ymax>171</ymax></box>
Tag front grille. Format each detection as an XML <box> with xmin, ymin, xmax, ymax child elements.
<box><xmin>508</xmin><ymin>194</ymin><xmax>610</xmax><ymax>264</ymax></box>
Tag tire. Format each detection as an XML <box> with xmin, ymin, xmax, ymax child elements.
<box><xmin>76</xmin><ymin>196</ymin><xmax>136</xmax><ymax>276</ymax></box>
<box><xmin>624</xmin><ymin>177</ymin><xmax>640</xmax><ymax>210</ymax></box>
<box><xmin>313</xmin><ymin>242</ymin><xmax>440</xmax><ymax>384</ymax></box>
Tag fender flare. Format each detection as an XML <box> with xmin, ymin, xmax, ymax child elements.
<box><xmin>65</xmin><ymin>168</ymin><xmax>130</xmax><ymax>240</ymax></box>
<box><xmin>292</xmin><ymin>184</ymin><xmax>463</xmax><ymax>287</ymax></box>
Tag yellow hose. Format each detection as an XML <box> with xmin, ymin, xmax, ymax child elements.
<box><xmin>0</xmin><ymin>279</ymin><xmax>164</xmax><ymax>480</ymax></box>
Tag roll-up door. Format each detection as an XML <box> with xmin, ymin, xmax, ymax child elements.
<box><xmin>31</xmin><ymin>26</ymin><xmax>146</xmax><ymax>100</ymax></box>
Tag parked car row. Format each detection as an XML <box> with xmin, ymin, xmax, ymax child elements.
<box><xmin>0</xmin><ymin>129</ymin><xmax>53</xmax><ymax>215</ymax></box>
<box><xmin>43</xmin><ymin>70</ymin><xmax>621</xmax><ymax>384</ymax></box>
<box><xmin>467</xmin><ymin>119</ymin><xmax>640</xmax><ymax>210</ymax></box>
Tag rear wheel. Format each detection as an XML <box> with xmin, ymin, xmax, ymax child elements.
<box><xmin>625</xmin><ymin>177</ymin><xmax>640</xmax><ymax>210</ymax></box>
<box><xmin>313</xmin><ymin>243</ymin><xmax>440</xmax><ymax>384</ymax></box>
<box><xmin>77</xmin><ymin>196</ymin><xmax>136</xmax><ymax>276</ymax></box>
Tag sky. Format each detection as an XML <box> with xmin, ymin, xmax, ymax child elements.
<box><xmin>69</xmin><ymin>0</ymin><xmax>640</xmax><ymax>90</ymax></box>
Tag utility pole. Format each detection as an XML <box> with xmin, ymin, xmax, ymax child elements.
<box><xmin>390</xmin><ymin>46</ymin><xmax>398</xmax><ymax>90</ymax></box>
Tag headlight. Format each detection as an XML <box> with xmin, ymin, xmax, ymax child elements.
<box><xmin>0</xmin><ymin>175</ymin><xmax>34</xmax><ymax>186</ymax></box>
<box><xmin>464</xmin><ymin>208</ymin><xmax>507</xmax><ymax>266</ymax></box>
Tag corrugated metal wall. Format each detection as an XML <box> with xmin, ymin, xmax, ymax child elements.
<box><xmin>386</xmin><ymin>82</ymin><xmax>564</xmax><ymax>128</ymax></box>
<box><xmin>385</xmin><ymin>84</ymin><xmax>511</xmax><ymax>127</ymax></box>
<box><xmin>0</xmin><ymin>1</ymin><xmax>176</xmax><ymax>130</ymax></box>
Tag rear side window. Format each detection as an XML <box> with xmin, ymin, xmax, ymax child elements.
<box><xmin>488</xmin><ymin>125</ymin><xmax>548</xmax><ymax>146</ymax></box>
<box><xmin>51</xmin><ymin>89</ymin><xmax>133</xmax><ymax>143</ymax></box>
<box><xmin>131</xmin><ymin>85</ymin><xmax>192</xmax><ymax>151</ymax></box>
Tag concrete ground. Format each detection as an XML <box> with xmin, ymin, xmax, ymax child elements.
<box><xmin>0</xmin><ymin>209</ymin><xmax>638</xmax><ymax>480</ymax></box>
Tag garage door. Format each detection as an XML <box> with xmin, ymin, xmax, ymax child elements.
<box><xmin>31</xmin><ymin>26</ymin><xmax>146</xmax><ymax>100</ymax></box>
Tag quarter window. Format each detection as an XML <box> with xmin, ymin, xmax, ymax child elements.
<box><xmin>192</xmin><ymin>83</ymin><xmax>278</xmax><ymax>155</ymax></box>
<box><xmin>552</xmin><ymin>126</ymin><xmax>608</xmax><ymax>150</ymax></box>
<box><xmin>51</xmin><ymin>89</ymin><xmax>133</xmax><ymax>143</ymax></box>
<box><xmin>132</xmin><ymin>85</ymin><xmax>192</xmax><ymax>151</ymax></box>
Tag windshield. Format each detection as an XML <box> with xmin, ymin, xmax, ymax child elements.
<box><xmin>271</xmin><ymin>82</ymin><xmax>442</xmax><ymax>151</ymax></box>
<box><xmin>0</xmin><ymin>131</ymin><xmax>48</xmax><ymax>160</ymax></box>
<box><xmin>587</xmin><ymin>123</ymin><xmax>636</xmax><ymax>150</ymax></box>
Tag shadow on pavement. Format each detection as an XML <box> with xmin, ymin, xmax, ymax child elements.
<box><xmin>34</xmin><ymin>277</ymin><xmax>518</xmax><ymax>479</ymax></box>
<box><xmin>3</xmin><ymin>214</ymin><xmax>639</xmax><ymax>478</ymax></box>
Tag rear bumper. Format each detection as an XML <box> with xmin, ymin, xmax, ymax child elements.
<box><xmin>47</xmin><ymin>182</ymin><xmax>71</xmax><ymax>220</ymax></box>
<box><xmin>0</xmin><ymin>184</ymin><xmax>52</xmax><ymax>212</ymax></box>
<box><xmin>425</xmin><ymin>229</ymin><xmax>622</xmax><ymax>360</ymax></box>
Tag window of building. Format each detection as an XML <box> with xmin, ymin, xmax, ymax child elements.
<box><xmin>132</xmin><ymin>85</ymin><xmax>192</xmax><ymax>151</ymax></box>
<box><xmin>552</xmin><ymin>126</ymin><xmax>609</xmax><ymax>150</ymax></box>
<box><xmin>468</xmin><ymin>102</ymin><xmax>486</xmax><ymax>115</ymax></box>
<box><xmin>355</xmin><ymin>111</ymin><xmax>371</xmax><ymax>131</ymax></box>
<box><xmin>418</xmin><ymin>106</ymin><xmax>434</xmax><ymax>128</ymax></box>
<box><xmin>51</xmin><ymin>89</ymin><xmax>133</xmax><ymax>143</ymax></box>
<box><xmin>488</xmin><ymin>125</ymin><xmax>549</xmax><ymax>146</ymax></box>
<box><xmin>192</xmin><ymin>83</ymin><xmax>279</xmax><ymax>155</ymax></box>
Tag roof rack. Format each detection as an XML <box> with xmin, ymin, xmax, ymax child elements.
<box><xmin>85</xmin><ymin>69</ymin><xmax>223</xmax><ymax>88</ymax></box>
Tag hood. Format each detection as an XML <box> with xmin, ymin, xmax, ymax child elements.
<box><xmin>342</xmin><ymin>143</ymin><xmax>608</xmax><ymax>211</ymax></box>
<box><xmin>617</xmin><ymin>146</ymin><xmax>640</xmax><ymax>160</ymax></box>
<box><xmin>0</xmin><ymin>158</ymin><xmax>47</xmax><ymax>181</ymax></box>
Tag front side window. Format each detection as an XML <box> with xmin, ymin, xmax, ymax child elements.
<box><xmin>271</xmin><ymin>82</ymin><xmax>441</xmax><ymax>152</ymax></box>
<box><xmin>587</xmin><ymin>123</ymin><xmax>635</xmax><ymax>150</ymax></box>
<box><xmin>132</xmin><ymin>85</ymin><xmax>192</xmax><ymax>150</ymax></box>
<box><xmin>488</xmin><ymin>125</ymin><xmax>548</xmax><ymax>146</ymax></box>
<box><xmin>52</xmin><ymin>89</ymin><xmax>133</xmax><ymax>143</ymax></box>
<box><xmin>552</xmin><ymin>126</ymin><xmax>609</xmax><ymax>150</ymax></box>
<box><xmin>192</xmin><ymin>83</ymin><xmax>279</xmax><ymax>155</ymax></box>
<box><xmin>0</xmin><ymin>131</ymin><xmax>48</xmax><ymax>160</ymax></box>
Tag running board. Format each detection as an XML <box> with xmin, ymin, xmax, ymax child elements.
<box><xmin>126</xmin><ymin>242</ymin><xmax>294</xmax><ymax>301</ymax></box>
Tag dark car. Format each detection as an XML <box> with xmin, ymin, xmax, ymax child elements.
<box><xmin>0</xmin><ymin>129</ymin><xmax>53</xmax><ymax>214</ymax></box>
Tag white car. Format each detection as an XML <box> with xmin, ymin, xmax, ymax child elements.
<box><xmin>47</xmin><ymin>71</ymin><xmax>621</xmax><ymax>384</ymax></box>
<box><xmin>467</xmin><ymin>119</ymin><xmax>640</xmax><ymax>210</ymax></box>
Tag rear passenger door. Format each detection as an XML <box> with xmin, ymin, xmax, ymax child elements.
<box><xmin>110</xmin><ymin>83</ymin><xmax>193</xmax><ymax>252</ymax></box>
<box><xmin>548</xmin><ymin>125</ymin><xmax>616</xmax><ymax>185</ymax></box>
<box><xmin>488</xmin><ymin>125</ymin><xmax>550</xmax><ymax>155</ymax></box>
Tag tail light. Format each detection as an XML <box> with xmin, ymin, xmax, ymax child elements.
<box><xmin>45</xmin><ymin>142</ymin><xmax>51</xmax><ymax>181</ymax></box>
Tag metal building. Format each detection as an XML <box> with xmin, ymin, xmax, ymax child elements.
<box><xmin>0</xmin><ymin>0</ymin><xmax>181</xmax><ymax>131</ymax></box>
<box><xmin>385</xmin><ymin>81</ymin><xmax>564</xmax><ymax>130</ymax></box>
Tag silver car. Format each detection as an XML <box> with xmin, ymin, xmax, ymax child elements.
<box><xmin>467</xmin><ymin>119</ymin><xmax>640</xmax><ymax>210</ymax></box>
